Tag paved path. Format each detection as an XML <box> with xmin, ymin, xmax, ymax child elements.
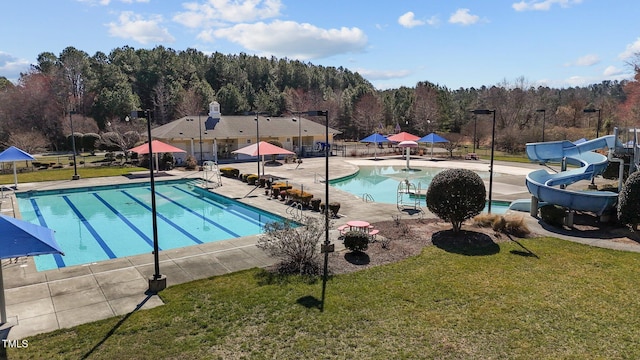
<box><xmin>1</xmin><ymin>155</ymin><xmax>637</xmax><ymax>340</ymax></box>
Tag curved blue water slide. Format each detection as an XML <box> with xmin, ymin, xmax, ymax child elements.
<box><xmin>525</xmin><ymin>135</ymin><xmax>619</xmax><ymax>215</ymax></box>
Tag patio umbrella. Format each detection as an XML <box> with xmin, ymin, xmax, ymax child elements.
<box><xmin>360</xmin><ymin>133</ymin><xmax>389</xmax><ymax>160</ymax></box>
<box><xmin>129</xmin><ymin>140</ymin><xmax>186</xmax><ymax>173</ymax></box>
<box><xmin>387</xmin><ymin>132</ymin><xmax>420</xmax><ymax>143</ymax></box>
<box><xmin>0</xmin><ymin>215</ymin><xmax>64</xmax><ymax>324</ymax></box>
<box><xmin>0</xmin><ymin>146</ymin><xmax>36</xmax><ymax>190</ymax></box>
<box><xmin>233</xmin><ymin>141</ymin><xmax>295</xmax><ymax>175</ymax></box>
<box><xmin>398</xmin><ymin>140</ymin><xmax>418</xmax><ymax>169</ymax></box>
<box><xmin>418</xmin><ymin>133</ymin><xmax>449</xmax><ymax>159</ymax></box>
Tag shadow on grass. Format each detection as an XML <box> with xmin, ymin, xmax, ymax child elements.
<box><xmin>506</xmin><ymin>234</ymin><xmax>540</xmax><ymax>258</ymax></box>
<box><xmin>296</xmin><ymin>295</ymin><xmax>322</xmax><ymax>310</ymax></box>
<box><xmin>344</xmin><ymin>251</ymin><xmax>370</xmax><ymax>265</ymax></box>
<box><xmin>254</xmin><ymin>268</ymin><xmax>319</xmax><ymax>286</ymax></box>
<box><xmin>432</xmin><ymin>230</ymin><xmax>499</xmax><ymax>256</ymax></box>
<box><xmin>80</xmin><ymin>293</ymin><xmax>155</xmax><ymax>360</ymax></box>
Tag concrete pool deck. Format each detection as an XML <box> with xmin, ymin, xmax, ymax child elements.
<box><xmin>1</xmin><ymin>155</ymin><xmax>638</xmax><ymax>340</ymax></box>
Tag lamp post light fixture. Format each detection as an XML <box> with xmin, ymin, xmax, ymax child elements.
<box><xmin>471</xmin><ymin>109</ymin><xmax>496</xmax><ymax>213</ymax></box>
<box><xmin>583</xmin><ymin>108</ymin><xmax>602</xmax><ymax>138</ymax></box>
<box><xmin>583</xmin><ymin>108</ymin><xmax>602</xmax><ymax>188</ymax></box>
<box><xmin>304</xmin><ymin>110</ymin><xmax>332</xmax><ymax>312</ymax></box>
<box><xmin>536</xmin><ymin>109</ymin><xmax>546</xmax><ymax>142</ymax></box>
<box><xmin>69</xmin><ymin>109</ymin><xmax>80</xmax><ymax>180</ymax></box>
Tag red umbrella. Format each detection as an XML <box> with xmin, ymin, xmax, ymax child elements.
<box><xmin>128</xmin><ymin>140</ymin><xmax>186</xmax><ymax>154</ymax></box>
<box><xmin>388</xmin><ymin>132</ymin><xmax>420</xmax><ymax>142</ymax></box>
<box><xmin>232</xmin><ymin>141</ymin><xmax>294</xmax><ymax>156</ymax></box>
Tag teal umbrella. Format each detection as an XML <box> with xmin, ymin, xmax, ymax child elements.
<box><xmin>0</xmin><ymin>146</ymin><xmax>36</xmax><ymax>189</ymax></box>
<box><xmin>360</xmin><ymin>133</ymin><xmax>389</xmax><ymax>159</ymax></box>
<box><xmin>418</xmin><ymin>133</ymin><xmax>449</xmax><ymax>159</ymax></box>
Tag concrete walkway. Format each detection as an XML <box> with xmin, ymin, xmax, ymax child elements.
<box><xmin>1</xmin><ymin>155</ymin><xmax>638</xmax><ymax>340</ymax></box>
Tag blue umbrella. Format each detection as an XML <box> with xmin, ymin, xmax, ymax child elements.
<box><xmin>417</xmin><ymin>133</ymin><xmax>449</xmax><ymax>159</ymax></box>
<box><xmin>0</xmin><ymin>215</ymin><xmax>64</xmax><ymax>324</ymax></box>
<box><xmin>0</xmin><ymin>146</ymin><xmax>36</xmax><ymax>189</ymax></box>
<box><xmin>360</xmin><ymin>133</ymin><xmax>389</xmax><ymax>159</ymax></box>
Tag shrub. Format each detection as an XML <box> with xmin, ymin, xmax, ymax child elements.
<box><xmin>426</xmin><ymin>169</ymin><xmax>486</xmax><ymax>232</ymax></box>
<box><xmin>219</xmin><ymin>167</ymin><xmax>239</xmax><ymax>178</ymax></box>
<box><xmin>540</xmin><ymin>205</ymin><xmax>565</xmax><ymax>227</ymax></box>
<box><xmin>247</xmin><ymin>174</ymin><xmax>258</xmax><ymax>185</ymax></box>
<box><xmin>343</xmin><ymin>230</ymin><xmax>369</xmax><ymax>252</ymax></box>
<box><xmin>310</xmin><ymin>198</ymin><xmax>321</xmax><ymax>212</ymax></box>
<box><xmin>184</xmin><ymin>155</ymin><xmax>197</xmax><ymax>170</ymax></box>
<box><xmin>256</xmin><ymin>217</ymin><xmax>324</xmax><ymax>275</ymax></box>
<box><xmin>617</xmin><ymin>171</ymin><xmax>640</xmax><ymax>230</ymax></box>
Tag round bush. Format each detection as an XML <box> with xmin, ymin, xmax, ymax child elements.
<box><xmin>343</xmin><ymin>230</ymin><xmax>369</xmax><ymax>252</ymax></box>
<box><xmin>426</xmin><ymin>168</ymin><xmax>486</xmax><ymax>232</ymax></box>
<box><xmin>617</xmin><ymin>171</ymin><xmax>640</xmax><ymax>230</ymax></box>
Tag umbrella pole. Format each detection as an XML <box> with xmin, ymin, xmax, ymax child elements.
<box><xmin>13</xmin><ymin>161</ymin><xmax>17</xmax><ymax>189</ymax></box>
<box><xmin>406</xmin><ymin>147</ymin><xmax>410</xmax><ymax>169</ymax></box>
<box><xmin>431</xmin><ymin>143</ymin><xmax>434</xmax><ymax>160</ymax></box>
<box><xmin>0</xmin><ymin>264</ymin><xmax>6</xmax><ymax>324</ymax></box>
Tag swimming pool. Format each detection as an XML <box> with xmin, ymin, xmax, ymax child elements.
<box><xmin>330</xmin><ymin>165</ymin><xmax>510</xmax><ymax>213</ymax></box>
<box><xmin>16</xmin><ymin>179</ymin><xmax>286</xmax><ymax>271</ymax></box>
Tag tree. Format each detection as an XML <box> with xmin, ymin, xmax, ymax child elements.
<box><xmin>426</xmin><ymin>168</ymin><xmax>486</xmax><ymax>232</ymax></box>
<box><xmin>617</xmin><ymin>171</ymin><xmax>640</xmax><ymax>231</ymax></box>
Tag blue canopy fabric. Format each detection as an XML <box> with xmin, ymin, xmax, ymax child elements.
<box><xmin>0</xmin><ymin>146</ymin><xmax>36</xmax><ymax>189</ymax></box>
<box><xmin>360</xmin><ymin>133</ymin><xmax>389</xmax><ymax>143</ymax></box>
<box><xmin>0</xmin><ymin>215</ymin><xmax>63</xmax><ymax>259</ymax></box>
<box><xmin>360</xmin><ymin>133</ymin><xmax>389</xmax><ymax>160</ymax></box>
<box><xmin>0</xmin><ymin>214</ymin><xmax>63</xmax><ymax>324</ymax></box>
<box><xmin>418</xmin><ymin>133</ymin><xmax>449</xmax><ymax>143</ymax></box>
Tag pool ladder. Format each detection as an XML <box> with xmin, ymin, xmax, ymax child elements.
<box><xmin>362</xmin><ymin>193</ymin><xmax>374</xmax><ymax>203</ymax></box>
<box><xmin>286</xmin><ymin>201</ymin><xmax>304</xmax><ymax>220</ymax></box>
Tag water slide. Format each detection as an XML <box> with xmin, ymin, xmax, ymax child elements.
<box><xmin>524</xmin><ymin>135</ymin><xmax>619</xmax><ymax>215</ymax></box>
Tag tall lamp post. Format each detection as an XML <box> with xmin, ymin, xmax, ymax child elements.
<box><xmin>254</xmin><ymin>113</ymin><xmax>270</xmax><ymax>177</ymax></box>
<box><xmin>472</xmin><ymin>115</ymin><xmax>477</xmax><ymax>153</ymax></box>
<box><xmin>583</xmin><ymin>108</ymin><xmax>602</xmax><ymax>188</ymax></box>
<box><xmin>583</xmin><ymin>108</ymin><xmax>602</xmax><ymax>138</ymax></box>
<box><xmin>292</xmin><ymin>111</ymin><xmax>303</xmax><ymax>157</ymax></box>
<box><xmin>305</xmin><ymin>110</ymin><xmax>332</xmax><ymax>312</ymax></box>
<box><xmin>536</xmin><ymin>109</ymin><xmax>546</xmax><ymax>142</ymax></box>
<box><xmin>69</xmin><ymin>109</ymin><xmax>80</xmax><ymax>180</ymax></box>
<box><xmin>471</xmin><ymin>109</ymin><xmax>496</xmax><ymax>213</ymax></box>
<box><xmin>139</xmin><ymin>109</ymin><xmax>166</xmax><ymax>293</ymax></box>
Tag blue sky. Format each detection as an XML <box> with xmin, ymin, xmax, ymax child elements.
<box><xmin>1</xmin><ymin>0</ymin><xmax>639</xmax><ymax>90</ymax></box>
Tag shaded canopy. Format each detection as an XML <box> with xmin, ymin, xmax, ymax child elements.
<box><xmin>360</xmin><ymin>133</ymin><xmax>389</xmax><ymax>143</ymax></box>
<box><xmin>129</xmin><ymin>140</ymin><xmax>186</xmax><ymax>154</ymax></box>
<box><xmin>232</xmin><ymin>141</ymin><xmax>295</xmax><ymax>156</ymax></box>
<box><xmin>0</xmin><ymin>146</ymin><xmax>36</xmax><ymax>189</ymax></box>
<box><xmin>398</xmin><ymin>140</ymin><xmax>419</xmax><ymax>147</ymax></box>
<box><xmin>418</xmin><ymin>133</ymin><xmax>449</xmax><ymax>143</ymax></box>
<box><xmin>388</xmin><ymin>132</ymin><xmax>420</xmax><ymax>142</ymax></box>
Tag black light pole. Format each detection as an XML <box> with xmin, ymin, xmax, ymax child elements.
<box><xmin>255</xmin><ymin>113</ymin><xmax>260</xmax><ymax>177</ymax></box>
<box><xmin>472</xmin><ymin>115</ymin><xmax>477</xmax><ymax>153</ymax></box>
<box><xmin>583</xmin><ymin>108</ymin><xmax>602</xmax><ymax>188</ymax></box>
<box><xmin>306</xmin><ymin>110</ymin><xmax>332</xmax><ymax>312</ymax></box>
<box><xmin>144</xmin><ymin>109</ymin><xmax>166</xmax><ymax>293</ymax></box>
<box><xmin>186</xmin><ymin>116</ymin><xmax>204</xmax><ymax>165</ymax></box>
<box><xmin>471</xmin><ymin>109</ymin><xmax>496</xmax><ymax>213</ymax></box>
<box><xmin>292</xmin><ymin>111</ymin><xmax>302</xmax><ymax>157</ymax></box>
<box><xmin>583</xmin><ymin>108</ymin><xmax>602</xmax><ymax>138</ymax></box>
<box><xmin>69</xmin><ymin>109</ymin><xmax>80</xmax><ymax>180</ymax></box>
<box><xmin>536</xmin><ymin>109</ymin><xmax>546</xmax><ymax>142</ymax></box>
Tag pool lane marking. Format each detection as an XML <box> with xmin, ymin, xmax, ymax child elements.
<box><xmin>120</xmin><ymin>190</ymin><xmax>205</xmax><ymax>244</ymax></box>
<box><xmin>92</xmin><ymin>193</ymin><xmax>160</xmax><ymax>250</ymax></box>
<box><xmin>29</xmin><ymin>199</ymin><xmax>66</xmax><ymax>268</ymax></box>
<box><xmin>61</xmin><ymin>196</ymin><xmax>117</xmax><ymax>259</ymax></box>
<box><xmin>151</xmin><ymin>189</ymin><xmax>242</xmax><ymax>238</ymax></box>
<box><xmin>170</xmin><ymin>186</ymin><xmax>266</xmax><ymax>227</ymax></box>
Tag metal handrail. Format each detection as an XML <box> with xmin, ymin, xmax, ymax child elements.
<box><xmin>362</xmin><ymin>193</ymin><xmax>374</xmax><ymax>203</ymax></box>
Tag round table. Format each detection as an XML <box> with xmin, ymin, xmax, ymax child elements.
<box><xmin>347</xmin><ymin>220</ymin><xmax>370</xmax><ymax>232</ymax></box>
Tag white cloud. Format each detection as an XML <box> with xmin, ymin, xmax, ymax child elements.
<box><xmin>512</xmin><ymin>0</ymin><xmax>583</xmax><ymax>12</ymax></box>
<box><xmin>107</xmin><ymin>12</ymin><xmax>175</xmax><ymax>44</ymax></box>
<box><xmin>0</xmin><ymin>52</ymin><xmax>31</xmax><ymax>81</ymax></box>
<box><xmin>573</xmin><ymin>54</ymin><xmax>600</xmax><ymax>67</ymax></box>
<box><xmin>213</xmin><ymin>20</ymin><xmax>367</xmax><ymax>60</ymax></box>
<box><xmin>448</xmin><ymin>9</ymin><xmax>480</xmax><ymax>26</ymax></box>
<box><xmin>77</xmin><ymin>0</ymin><xmax>149</xmax><ymax>5</ymax></box>
<box><xmin>398</xmin><ymin>12</ymin><xmax>424</xmax><ymax>28</ymax></box>
<box><xmin>174</xmin><ymin>0</ymin><xmax>282</xmax><ymax>28</ymax></box>
<box><xmin>603</xmin><ymin>65</ymin><xmax>623</xmax><ymax>76</ymax></box>
<box><xmin>426</xmin><ymin>16</ymin><xmax>440</xmax><ymax>27</ymax></box>
<box><xmin>619</xmin><ymin>37</ymin><xmax>640</xmax><ymax>60</ymax></box>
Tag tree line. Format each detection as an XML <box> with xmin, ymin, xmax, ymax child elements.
<box><xmin>0</xmin><ymin>45</ymin><xmax>638</xmax><ymax>154</ymax></box>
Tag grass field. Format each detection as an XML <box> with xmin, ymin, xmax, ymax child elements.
<box><xmin>8</xmin><ymin>237</ymin><xmax>640</xmax><ymax>359</ymax></box>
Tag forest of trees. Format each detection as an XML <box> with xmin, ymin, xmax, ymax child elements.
<box><xmin>0</xmin><ymin>45</ymin><xmax>639</xmax><ymax>154</ymax></box>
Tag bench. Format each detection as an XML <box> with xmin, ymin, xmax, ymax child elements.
<box><xmin>465</xmin><ymin>153</ymin><xmax>479</xmax><ymax>160</ymax></box>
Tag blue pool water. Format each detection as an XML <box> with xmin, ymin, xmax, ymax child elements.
<box><xmin>16</xmin><ymin>179</ymin><xmax>286</xmax><ymax>271</ymax></box>
<box><xmin>330</xmin><ymin>165</ymin><xmax>510</xmax><ymax>213</ymax></box>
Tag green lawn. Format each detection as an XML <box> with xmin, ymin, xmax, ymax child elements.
<box><xmin>0</xmin><ymin>166</ymin><xmax>147</xmax><ymax>185</ymax></box>
<box><xmin>9</xmin><ymin>237</ymin><xmax>640</xmax><ymax>359</ymax></box>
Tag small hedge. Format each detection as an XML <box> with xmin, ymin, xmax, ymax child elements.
<box><xmin>247</xmin><ymin>174</ymin><xmax>258</xmax><ymax>185</ymax></box>
<box><xmin>343</xmin><ymin>230</ymin><xmax>369</xmax><ymax>252</ymax></box>
<box><xmin>286</xmin><ymin>189</ymin><xmax>314</xmax><ymax>206</ymax></box>
<box><xmin>220</xmin><ymin>167</ymin><xmax>239</xmax><ymax>178</ymax></box>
